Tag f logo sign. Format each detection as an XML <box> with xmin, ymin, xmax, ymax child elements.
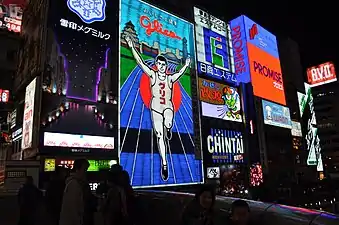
<box><xmin>203</xmin><ymin>27</ymin><xmax>228</xmax><ymax>68</ymax></box>
<box><xmin>249</xmin><ymin>24</ymin><xmax>258</xmax><ymax>40</ymax></box>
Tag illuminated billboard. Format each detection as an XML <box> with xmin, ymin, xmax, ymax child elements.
<box><xmin>202</xmin><ymin>127</ymin><xmax>244</xmax><ymax>164</ymax></box>
<box><xmin>198</xmin><ymin>78</ymin><xmax>242</xmax><ymax>122</ymax></box>
<box><xmin>22</xmin><ymin>78</ymin><xmax>37</xmax><ymax>150</ymax></box>
<box><xmin>194</xmin><ymin>7</ymin><xmax>236</xmax><ymax>84</ymax></box>
<box><xmin>230</xmin><ymin>16</ymin><xmax>286</xmax><ymax>105</ymax></box>
<box><xmin>41</xmin><ymin>0</ymin><xmax>118</xmax><ymax>155</ymax></box>
<box><xmin>119</xmin><ymin>0</ymin><xmax>203</xmax><ymax>187</ymax></box>
<box><xmin>262</xmin><ymin>100</ymin><xmax>292</xmax><ymax>129</ymax></box>
<box><xmin>0</xmin><ymin>89</ymin><xmax>9</xmax><ymax>102</ymax></box>
<box><xmin>298</xmin><ymin>83</ymin><xmax>323</xmax><ymax>171</ymax></box>
<box><xmin>43</xmin><ymin>132</ymin><xmax>114</xmax><ymax>149</ymax></box>
<box><xmin>44</xmin><ymin>158</ymin><xmax>117</xmax><ymax>172</ymax></box>
<box><xmin>291</xmin><ymin>121</ymin><xmax>302</xmax><ymax>137</ymax></box>
<box><xmin>0</xmin><ymin>0</ymin><xmax>26</xmax><ymax>33</ymax></box>
<box><xmin>307</xmin><ymin>62</ymin><xmax>336</xmax><ymax>87</ymax></box>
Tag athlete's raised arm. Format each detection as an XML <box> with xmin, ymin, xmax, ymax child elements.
<box><xmin>170</xmin><ymin>58</ymin><xmax>191</xmax><ymax>83</ymax></box>
<box><xmin>125</xmin><ymin>35</ymin><xmax>155</xmax><ymax>78</ymax></box>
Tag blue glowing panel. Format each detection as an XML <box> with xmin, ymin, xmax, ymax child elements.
<box><xmin>67</xmin><ymin>0</ymin><xmax>106</xmax><ymax>24</ymax></box>
<box><xmin>242</xmin><ymin>16</ymin><xmax>279</xmax><ymax>58</ymax></box>
<box><xmin>119</xmin><ymin>0</ymin><xmax>203</xmax><ymax>187</ymax></box>
<box><xmin>229</xmin><ymin>16</ymin><xmax>251</xmax><ymax>84</ymax></box>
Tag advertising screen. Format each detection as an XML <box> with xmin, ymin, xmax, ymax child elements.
<box><xmin>230</xmin><ymin>16</ymin><xmax>286</xmax><ymax>105</ymax></box>
<box><xmin>262</xmin><ymin>100</ymin><xmax>292</xmax><ymax>129</ymax></box>
<box><xmin>43</xmin><ymin>132</ymin><xmax>114</xmax><ymax>150</ymax></box>
<box><xmin>194</xmin><ymin>7</ymin><xmax>236</xmax><ymax>85</ymax></box>
<box><xmin>202</xmin><ymin>127</ymin><xmax>244</xmax><ymax>164</ymax></box>
<box><xmin>22</xmin><ymin>78</ymin><xmax>37</xmax><ymax>150</ymax></box>
<box><xmin>119</xmin><ymin>0</ymin><xmax>203</xmax><ymax>187</ymax></box>
<box><xmin>206</xmin><ymin>167</ymin><xmax>220</xmax><ymax>179</ymax></box>
<box><xmin>0</xmin><ymin>0</ymin><xmax>26</xmax><ymax>33</ymax></box>
<box><xmin>229</xmin><ymin>16</ymin><xmax>251</xmax><ymax>83</ymax></box>
<box><xmin>307</xmin><ymin>62</ymin><xmax>336</xmax><ymax>87</ymax></box>
<box><xmin>199</xmin><ymin>78</ymin><xmax>242</xmax><ymax>122</ymax></box>
<box><xmin>298</xmin><ymin>83</ymin><xmax>323</xmax><ymax>170</ymax></box>
<box><xmin>41</xmin><ymin>0</ymin><xmax>118</xmax><ymax>156</ymax></box>
<box><xmin>0</xmin><ymin>89</ymin><xmax>9</xmax><ymax>102</ymax></box>
<box><xmin>291</xmin><ymin>121</ymin><xmax>302</xmax><ymax>137</ymax></box>
<box><xmin>44</xmin><ymin>158</ymin><xmax>117</xmax><ymax>171</ymax></box>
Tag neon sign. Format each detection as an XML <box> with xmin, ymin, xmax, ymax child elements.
<box><xmin>194</xmin><ymin>7</ymin><xmax>235</xmax><ymax>84</ymax></box>
<box><xmin>206</xmin><ymin>128</ymin><xmax>244</xmax><ymax>164</ymax></box>
<box><xmin>199</xmin><ymin>78</ymin><xmax>242</xmax><ymax>122</ymax></box>
<box><xmin>67</xmin><ymin>0</ymin><xmax>106</xmax><ymax>24</ymax></box>
<box><xmin>119</xmin><ymin>0</ymin><xmax>203</xmax><ymax>187</ymax></box>
<box><xmin>140</xmin><ymin>15</ymin><xmax>181</xmax><ymax>40</ymax></box>
<box><xmin>60</xmin><ymin>18</ymin><xmax>110</xmax><ymax>40</ymax></box>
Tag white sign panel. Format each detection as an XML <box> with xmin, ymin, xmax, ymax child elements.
<box><xmin>194</xmin><ymin>7</ymin><xmax>235</xmax><ymax>84</ymax></box>
<box><xmin>44</xmin><ymin>132</ymin><xmax>115</xmax><ymax>149</ymax></box>
<box><xmin>207</xmin><ymin>167</ymin><xmax>220</xmax><ymax>179</ymax></box>
<box><xmin>21</xmin><ymin>78</ymin><xmax>37</xmax><ymax>150</ymax></box>
<box><xmin>291</xmin><ymin>121</ymin><xmax>302</xmax><ymax>137</ymax></box>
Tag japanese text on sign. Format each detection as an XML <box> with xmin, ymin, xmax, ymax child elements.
<box><xmin>60</xmin><ymin>18</ymin><xmax>111</xmax><ymax>40</ymax></box>
<box><xmin>198</xmin><ymin>62</ymin><xmax>236</xmax><ymax>83</ymax></box>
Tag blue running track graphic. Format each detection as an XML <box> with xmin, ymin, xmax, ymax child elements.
<box><xmin>120</xmin><ymin>59</ymin><xmax>203</xmax><ymax>187</ymax></box>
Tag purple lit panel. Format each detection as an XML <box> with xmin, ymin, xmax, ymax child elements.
<box><xmin>58</xmin><ymin>40</ymin><xmax>110</xmax><ymax>102</ymax></box>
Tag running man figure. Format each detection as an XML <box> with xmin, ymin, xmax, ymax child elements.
<box><xmin>125</xmin><ymin>34</ymin><xmax>191</xmax><ymax>181</ymax></box>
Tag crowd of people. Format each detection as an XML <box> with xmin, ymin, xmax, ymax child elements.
<box><xmin>17</xmin><ymin>159</ymin><xmax>253</xmax><ymax>225</ymax></box>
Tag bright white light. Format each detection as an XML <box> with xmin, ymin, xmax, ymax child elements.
<box><xmin>101</xmin><ymin>114</ymin><xmax>104</xmax><ymax>119</ymax></box>
<box><xmin>48</xmin><ymin>116</ymin><xmax>52</xmax><ymax>122</ymax></box>
<box><xmin>94</xmin><ymin>108</ymin><xmax>98</xmax><ymax>113</ymax></box>
<box><xmin>245</xmin><ymin>190</ymin><xmax>248</xmax><ymax>194</ymax></box>
<box><xmin>56</xmin><ymin>111</ymin><xmax>60</xmax><ymax>117</ymax></box>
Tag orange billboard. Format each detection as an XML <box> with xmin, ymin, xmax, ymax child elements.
<box><xmin>307</xmin><ymin>62</ymin><xmax>336</xmax><ymax>87</ymax></box>
<box><xmin>247</xmin><ymin>43</ymin><xmax>286</xmax><ymax>105</ymax></box>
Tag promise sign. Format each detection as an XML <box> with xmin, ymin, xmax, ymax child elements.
<box><xmin>307</xmin><ymin>62</ymin><xmax>336</xmax><ymax>87</ymax></box>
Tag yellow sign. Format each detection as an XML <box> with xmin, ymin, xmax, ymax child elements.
<box><xmin>44</xmin><ymin>159</ymin><xmax>56</xmax><ymax>172</ymax></box>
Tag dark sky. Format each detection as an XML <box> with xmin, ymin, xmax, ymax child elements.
<box><xmin>150</xmin><ymin>0</ymin><xmax>338</xmax><ymax>70</ymax></box>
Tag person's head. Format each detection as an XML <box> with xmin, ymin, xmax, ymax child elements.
<box><xmin>155</xmin><ymin>55</ymin><xmax>168</xmax><ymax>74</ymax></box>
<box><xmin>110</xmin><ymin>164</ymin><xmax>123</xmax><ymax>173</ymax></box>
<box><xmin>55</xmin><ymin>166</ymin><xmax>67</xmax><ymax>179</ymax></box>
<box><xmin>73</xmin><ymin>159</ymin><xmax>89</xmax><ymax>178</ymax></box>
<box><xmin>230</xmin><ymin>200</ymin><xmax>250</xmax><ymax>225</ymax></box>
<box><xmin>195</xmin><ymin>184</ymin><xmax>215</xmax><ymax>210</ymax></box>
<box><xmin>119</xmin><ymin>170</ymin><xmax>131</xmax><ymax>187</ymax></box>
<box><xmin>25</xmin><ymin>176</ymin><xmax>34</xmax><ymax>185</ymax></box>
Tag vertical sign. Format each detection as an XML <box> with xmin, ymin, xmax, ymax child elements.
<box><xmin>194</xmin><ymin>7</ymin><xmax>236</xmax><ymax>85</ymax></box>
<box><xmin>22</xmin><ymin>78</ymin><xmax>37</xmax><ymax>150</ymax></box>
<box><xmin>119</xmin><ymin>0</ymin><xmax>203</xmax><ymax>187</ymax></box>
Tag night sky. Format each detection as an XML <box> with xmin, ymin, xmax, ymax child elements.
<box><xmin>148</xmin><ymin>0</ymin><xmax>338</xmax><ymax>70</ymax></box>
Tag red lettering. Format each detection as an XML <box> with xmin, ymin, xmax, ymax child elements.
<box><xmin>24</xmin><ymin>109</ymin><xmax>32</xmax><ymax>121</ymax></box>
<box><xmin>159</xmin><ymin>82</ymin><xmax>166</xmax><ymax>105</ymax></box>
<box><xmin>253</xmin><ymin>61</ymin><xmax>282</xmax><ymax>84</ymax></box>
<box><xmin>140</xmin><ymin>15</ymin><xmax>182</xmax><ymax>40</ymax></box>
<box><xmin>231</xmin><ymin>25</ymin><xmax>246</xmax><ymax>75</ymax></box>
<box><xmin>200</xmin><ymin>87</ymin><xmax>223</xmax><ymax>104</ymax></box>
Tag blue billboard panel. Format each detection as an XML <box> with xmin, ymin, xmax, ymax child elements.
<box><xmin>229</xmin><ymin>16</ymin><xmax>251</xmax><ymax>84</ymax></box>
<box><xmin>262</xmin><ymin>100</ymin><xmax>292</xmax><ymax>129</ymax></box>
<box><xmin>242</xmin><ymin>16</ymin><xmax>279</xmax><ymax>58</ymax></box>
<box><xmin>119</xmin><ymin>0</ymin><xmax>203</xmax><ymax>187</ymax></box>
<box><xmin>194</xmin><ymin>7</ymin><xmax>236</xmax><ymax>85</ymax></box>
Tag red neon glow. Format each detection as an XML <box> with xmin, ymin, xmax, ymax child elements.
<box><xmin>140</xmin><ymin>15</ymin><xmax>182</xmax><ymax>40</ymax></box>
<box><xmin>307</xmin><ymin>62</ymin><xmax>336</xmax><ymax>87</ymax></box>
<box><xmin>0</xmin><ymin>89</ymin><xmax>9</xmax><ymax>102</ymax></box>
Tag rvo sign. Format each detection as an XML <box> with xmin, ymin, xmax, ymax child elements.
<box><xmin>307</xmin><ymin>62</ymin><xmax>337</xmax><ymax>87</ymax></box>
